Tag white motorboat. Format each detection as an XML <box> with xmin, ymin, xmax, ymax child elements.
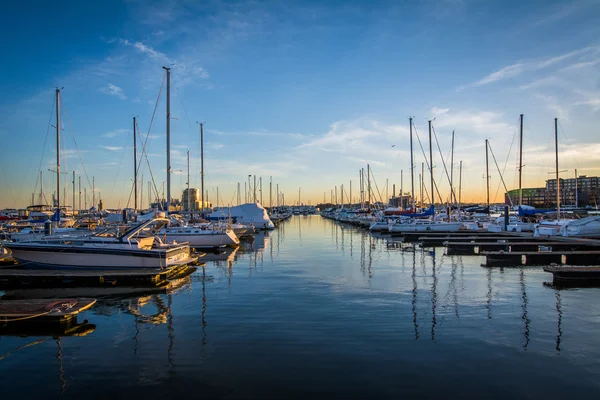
<box><xmin>533</xmin><ymin>219</ymin><xmax>572</xmax><ymax>237</ymax></box>
<box><xmin>389</xmin><ymin>220</ymin><xmax>463</xmax><ymax>233</ymax></box>
<box><xmin>3</xmin><ymin>218</ymin><xmax>196</xmax><ymax>269</ymax></box>
<box><xmin>208</xmin><ymin>203</ymin><xmax>275</xmax><ymax>230</ymax></box>
<box><xmin>560</xmin><ymin>216</ymin><xmax>600</xmax><ymax>237</ymax></box>
<box><xmin>161</xmin><ymin>226</ymin><xmax>240</xmax><ymax>249</ymax></box>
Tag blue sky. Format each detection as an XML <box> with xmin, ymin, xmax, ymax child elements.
<box><xmin>1</xmin><ymin>0</ymin><xmax>600</xmax><ymax>209</ymax></box>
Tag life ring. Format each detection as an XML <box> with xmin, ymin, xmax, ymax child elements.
<box><xmin>426</xmin><ymin>226</ymin><xmax>432</xmax><ymax>231</ymax></box>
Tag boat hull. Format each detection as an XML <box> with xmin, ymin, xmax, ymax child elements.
<box><xmin>6</xmin><ymin>243</ymin><xmax>193</xmax><ymax>270</ymax></box>
<box><xmin>164</xmin><ymin>230</ymin><xmax>239</xmax><ymax>248</ymax></box>
<box><xmin>389</xmin><ymin>222</ymin><xmax>463</xmax><ymax>233</ymax></box>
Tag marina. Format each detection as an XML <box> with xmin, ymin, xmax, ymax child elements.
<box><xmin>1</xmin><ymin>215</ymin><xmax>600</xmax><ymax>399</ymax></box>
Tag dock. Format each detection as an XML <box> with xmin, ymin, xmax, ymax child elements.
<box><xmin>445</xmin><ymin>241</ymin><xmax>597</xmax><ymax>255</ymax></box>
<box><xmin>0</xmin><ymin>265</ymin><xmax>198</xmax><ymax>289</ymax></box>
<box><xmin>482</xmin><ymin>250</ymin><xmax>600</xmax><ymax>267</ymax></box>
<box><xmin>544</xmin><ymin>266</ymin><xmax>600</xmax><ymax>287</ymax></box>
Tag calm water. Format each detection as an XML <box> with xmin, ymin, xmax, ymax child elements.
<box><xmin>2</xmin><ymin>215</ymin><xmax>600</xmax><ymax>399</ymax></box>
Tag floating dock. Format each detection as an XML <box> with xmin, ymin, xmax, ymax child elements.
<box><xmin>482</xmin><ymin>250</ymin><xmax>600</xmax><ymax>267</ymax></box>
<box><xmin>544</xmin><ymin>266</ymin><xmax>600</xmax><ymax>287</ymax></box>
<box><xmin>0</xmin><ymin>265</ymin><xmax>198</xmax><ymax>289</ymax></box>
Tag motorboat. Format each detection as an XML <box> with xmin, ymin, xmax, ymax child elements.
<box><xmin>161</xmin><ymin>225</ymin><xmax>240</xmax><ymax>249</ymax></box>
<box><xmin>3</xmin><ymin>217</ymin><xmax>196</xmax><ymax>269</ymax></box>
<box><xmin>560</xmin><ymin>216</ymin><xmax>600</xmax><ymax>237</ymax></box>
<box><xmin>389</xmin><ymin>219</ymin><xmax>463</xmax><ymax>233</ymax></box>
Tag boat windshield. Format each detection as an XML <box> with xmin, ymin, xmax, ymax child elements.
<box><xmin>93</xmin><ymin>226</ymin><xmax>123</xmax><ymax>238</ymax></box>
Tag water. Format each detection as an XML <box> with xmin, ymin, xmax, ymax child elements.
<box><xmin>2</xmin><ymin>215</ymin><xmax>600</xmax><ymax>399</ymax></box>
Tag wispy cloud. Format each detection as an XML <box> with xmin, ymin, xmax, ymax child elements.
<box><xmin>464</xmin><ymin>45</ymin><xmax>600</xmax><ymax>89</ymax></box>
<box><xmin>100</xmin><ymin>146</ymin><xmax>124</xmax><ymax>152</ymax></box>
<box><xmin>102</xmin><ymin>128</ymin><xmax>129</xmax><ymax>138</ymax></box>
<box><xmin>100</xmin><ymin>83</ymin><xmax>127</xmax><ymax>99</ymax></box>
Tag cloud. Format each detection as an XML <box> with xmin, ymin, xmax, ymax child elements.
<box><xmin>119</xmin><ymin>39</ymin><xmax>169</xmax><ymax>62</ymax></box>
<box><xmin>102</xmin><ymin>128</ymin><xmax>129</xmax><ymax>138</ymax></box>
<box><xmin>465</xmin><ymin>45</ymin><xmax>600</xmax><ymax>89</ymax></box>
<box><xmin>100</xmin><ymin>146</ymin><xmax>124</xmax><ymax>152</ymax></box>
<box><xmin>474</xmin><ymin>63</ymin><xmax>527</xmax><ymax>86</ymax></box>
<box><xmin>100</xmin><ymin>83</ymin><xmax>127</xmax><ymax>99</ymax></box>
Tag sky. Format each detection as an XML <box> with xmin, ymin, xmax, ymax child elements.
<box><xmin>1</xmin><ymin>0</ymin><xmax>600</xmax><ymax>209</ymax></box>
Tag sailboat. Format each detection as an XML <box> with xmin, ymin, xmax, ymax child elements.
<box><xmin>389</xmin><ymin>119</ymin><xmax>462</xmax><ymax>233</ymax></box>
<box><xmin>157</xmin><ymin>67</ymin><xmax>241</xmax><ymax>248</ymax></box>
<box><xmin>533</xmin><ymin>118</ymin><xmax>574</xmax><ymax>237</ymax></box>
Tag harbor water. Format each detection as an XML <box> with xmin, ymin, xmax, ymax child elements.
<box><xmin>2</xmin><ymin>215</ymin><xmax>600</xmax><ymax>399</ymax></box>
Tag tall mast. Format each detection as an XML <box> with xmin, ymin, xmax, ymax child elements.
<box><xmin>92</xmin><ymin>177</ymin><xmax>95</xmax><ymax>209</ymax></box>
<box><xmin>485</xmin><ymin>139</ymin><xmax>490</xmax><ymax>210</ymax></box>
<box><xmin>349</xmin><ymin>180</ymin><xmax>352</xmax><ymax>206</ymax></box>
<box><xmin>72</xmin><ymin>171</ymin><xmax>75</xmax><ymax>215</ymax></box>
<box><xmin>254</xmin><ymin>175</ymin><xmax>257</xmax><ymax>202</ymax></box>
<box><xmin>575</xmin><ymin>169</ymin><xmax>578</xmax><ymax>208</ymax></box>
<box><xmin>450</xmin><ymin>130</ymin><xmax>455</xmax><ymax>204</ymax></box>
<box><xmin>518</xmin><ymin>114</ymin><xmax>524</xmax><ymax>207</ymax></box>
<box><xmin>260</xmin><ymin>177</ymin><xmax>263</xmax><ymax>204</ymax></box>
<box><xmin>367</xmin><ymin>164</ymin><xmax>371</xmax><ymax>207</ymax></box>
<box><xmin>55</xmin><ymin>88</ymin><xmax>61</xmax><ymax>210</ymax></box>
<box><xmin>200</xmin><ymin>122</ymin><xmax>205</xmax><ymax>210</ymax></box>
<box><xmin>78</xmin><ymin>176</ymin><xmax>81</xmax><ymax>212</ymax></box>
<box><xmin>421</xmin><ymin>162</ymin><xmax>424</xmax><ymax>207</ymax></box>
<box><xmin>409</xmin><ymin>117</ymin><xmax>415</xmax><ymax>210</ymax></box>
<box><xmin>428</xmin><ymin>120</ymin><xmax>434</xmax><ymax>206</ymax></box>
<box><xmin>133</xmin><ymin>116</ymin><xmax>138</xmax><ymax>211</ymax></box>
<box><xmin>187</xmin><ymin>150</ymin><xmax>190</xmax><ymax>211</ymax></box>
<box><xmin>163</xmin><ymin>66</ymin><xmax>171</xmax><ymax>215</ymax></box>
<box><xmin>458</xmin><ymin>160</ymin><xmax>463</xmax><ymax>208</ymax></box>
<box><xmin>269</xmin><ymin>176</ymin><xmax>272</xmax><ymax>208</ymax></box>
<box><xmin>555</xmin><ymin>117</ymin><xmax>560</xmax><ymax>218</ymax></box>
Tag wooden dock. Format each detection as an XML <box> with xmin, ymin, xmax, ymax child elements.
<box><xmin>0</xmin><ymin>265</ymin><xmax>197</xmax><ymax>289</ymax></box>
<box><xmin>445</xmin><ymin>241</ymin><xmax>598</xmax><ymax>255</ymax></box>
<box><xmin>482</xmin><ymin>250</ymin><xmax>600</xmax><ymax>267</ymax></box>
<box><xmin>544</xmin><ymin>266</ymin><xmax>600</xmax><ymax>287</ymax></box>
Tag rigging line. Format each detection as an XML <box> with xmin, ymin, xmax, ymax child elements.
<box><xmin>431</xmin><ymin>125</ymin><xmax>456</xmax><ymax>204</ymax></box>
<box><xmin>557</xmin><ymin>120</ymin><xmax>580</xmax><ymax>172</ymax></box>
<box><xmin>413</xmin><ymin>124</ymin><xmax>444</xmax><ymax>205</ymax></box>
<box><xmin>136</xmin><ymin>75</ymin><xmax>166</xmax><ymax>208</ymax></box>
<box><xmin>62</xmin><ymin>109</ymin><xmax>93</xmax><ymax>191</ymax></box>
<box><xmin>488</xmin><ymin>140</ymin><xmax>513</xmax><ymax>206</ymax></box>
<box><xmin>369</xmin><ymin>168</ymin><xmax>384</xmax><ymax>206</ymax></box>
<box><xmin>32</xmin><ymin>93</ymin><xmax>56</xmax><ymax>198</ymax></box>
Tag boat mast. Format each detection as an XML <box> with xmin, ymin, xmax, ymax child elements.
<box><xmin>133</xmin><ymin>116</ymin><xmax>138</xmax><ymax>211</ymax></box>
<box><xmin>55</xmin><ymin>88</ymin><xmax>61</xmax><ymax>210</ymax></box>
<box><xmin>410</xmin><ymin>117</ymin><xmax>415</xmax><ymax>210</ymax></box>
<box><xmin>518</xmin><ymin>114</ymin><xmax>524</xmax><ymax>207</ymax></box>
<box><xmin>458</xmin><ymin>160</ymin><xmax>463</xmax><ymax>211</ymax></box>
<box><xmin>450</xmin><ymin>130</ymin><xmax>455</xmax><ymax>204</ymax></box>
<box><xmin>555</xmin><ymin>117</ymin><xmax>560</xmax><ymax>219</ymax></box>
<box><xmin>187</xmin><ymin>150</ymin><xmax>190</xmax><ymax>211</ymax></box>
<box><xmin>163</xmin><ymin>66</ymin><xmax>171</xmax><ymax>216</ymax></box>
<box><xmin>199</xmin><ymin>122</ymin><xmax>205</xmax><ymax>210</ymax></box>
<box><xmin>428</xmin><ymin>120</ymin><xmax>434</xmax><ymax>206</ymax></box>
<box><xmin>575</xmin><ymin>169</ymin><xmax>578</xmax><ymax>208</ymax></box>
<box><xmin>72</xmin><ymin>171</ymin><xmax>75</xmax><ymax>216</ymax></box>
<box><xmin>367</xmin><ymin>164</ymin><xmax>371</xmax><ymax>207</ymax></box>
<box><xmin>485</xmin><ymin>139</ymin><xmax>490</xmax><ymax>211</ymax></box>
<box><xmin>269</xmin><ymin>176</ymin><xmax>272</xmax><ymax>208</ymax></box>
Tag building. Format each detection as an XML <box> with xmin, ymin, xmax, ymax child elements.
<box><xmin>505</xmin><ymin>175</ymin><xmax>600</xmax><ymax>207</ymax></box>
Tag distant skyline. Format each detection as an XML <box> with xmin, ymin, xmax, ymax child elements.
<box><xmin>1</xmin><ymin>0</ymin><xmax>600</xmax><ymax>209</ymax></box>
